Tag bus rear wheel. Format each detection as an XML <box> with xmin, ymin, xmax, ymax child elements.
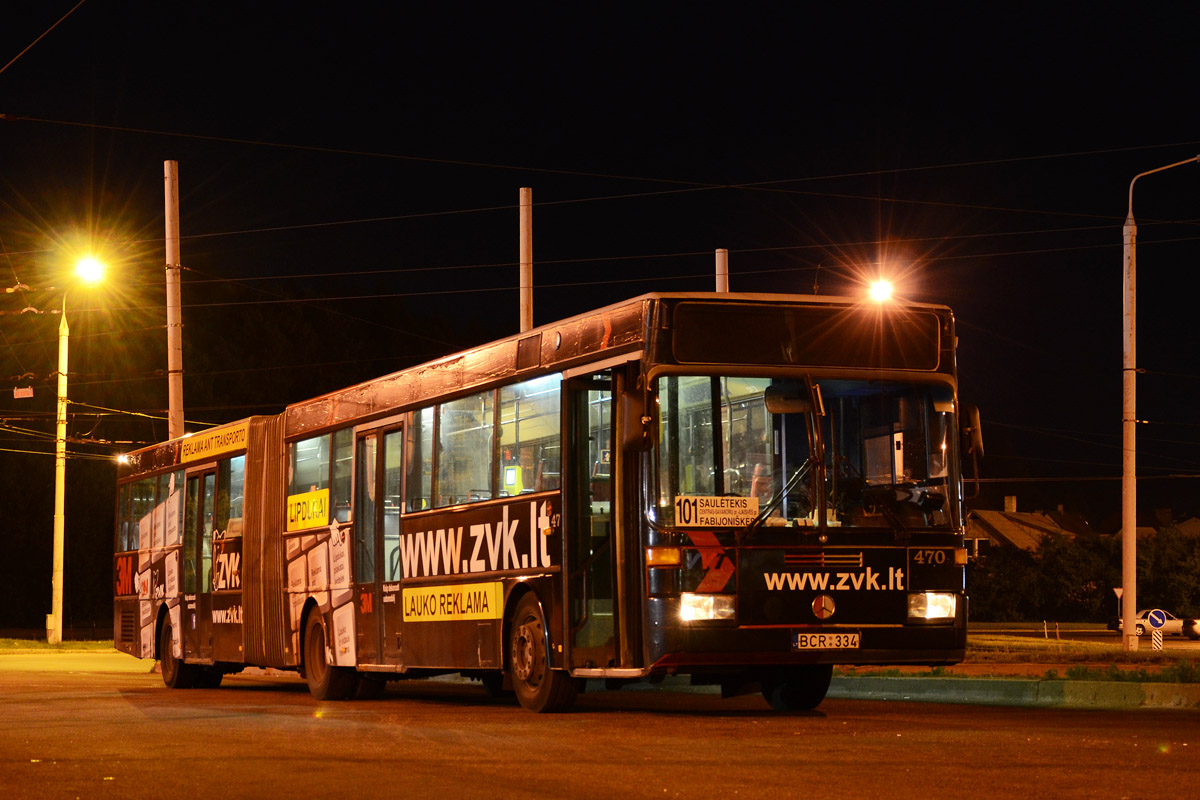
<box><xmin>761</xmin><ymin>664</ymin><xmax>833</xmax><ymax>711</ymax></box>
<box><xmin>303</xmin><ymin>611</ymin><xmax>357</xmax><ymax>701</ymax></box>
<box><xmin>159</xmin><ymin>617</ymin><xmax>196</xmax><ymax>689</ymax></box>
<box><xmin>509</xmin><ymin>593</ymin><xmax>576</xmax><ymax>713</ymax></box>
<box><xmin>196</xmin><ymin>669</ymin><xmax>224</xmax><ymax>688</ymax></box>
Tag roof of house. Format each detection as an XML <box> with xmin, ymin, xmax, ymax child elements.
<box><xmin>966</xmin><ymin>510</ymin><xmax>1078</xmax><ymax>552</ymax></box>
<box><xmin>1175</xmin><ymin>517</ymin><xmax>1200</xmax><ymax>537</ymax></box>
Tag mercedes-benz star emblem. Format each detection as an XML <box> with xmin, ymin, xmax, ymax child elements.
<box><xmin>811</xmin><ymin>594</ymin><xmax>836</xmax><ymax>620</ymax></box>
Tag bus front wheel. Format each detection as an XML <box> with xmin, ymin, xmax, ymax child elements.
<box><xmin>509</xmin><ymin>593</ymin><xmax>576</xmax><ymax>713</ymax></box>
<box><xmin>303</xmin><ymin>611</ymin><xmax>357</xmax><ymax>701</ymax></box>
<box><xmin>761</xmin><ymin>664</ymin><xmax>833</xmax><ymax>711</ymax></box>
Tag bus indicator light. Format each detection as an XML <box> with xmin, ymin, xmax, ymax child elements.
<box><xmin>646</xmin><ymin>547</ymin><xmax>682</xmax><ymax>567</ymax></box>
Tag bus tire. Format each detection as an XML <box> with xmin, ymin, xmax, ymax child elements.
<box><xmin>354</xmin><ymin>675</ymin><xmax>386</xmax><ymax>700</ymax></box>
<box><xmin>196</xmin><ymin>669</ymin><xmax>224</xmax><ymax>689</ymax></box>
<box><xmin>303</xmin><ymin>611</ymin><xmax>357</xmax><ymax>701</ymax></box>
<box><xmin>159</xmin><ymin>616</ymin><xmax>195</xmax><ymax>689</ymax></box>
<box><xmin>761</xmin><ymin>664</ymin><xmax>833</xmax><ymax>711</ymax></box>
<box><xmin>509</xmin><ymin>593</ymin><xmax>576</xmax><ymax>713</ymax></box>
<box><xmin>479</xmin><ymin>672</ymin><xmax>510</xmax><ymax>698</ymax></box>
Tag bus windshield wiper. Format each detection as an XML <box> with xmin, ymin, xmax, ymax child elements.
<box><xmin>862</xmin><ymin>486</ymin><xmax>910</xmax><ymax>544</ymax></box>
<box><xmin>742</xmin><ymin>459</ymin><xmax>812</xmax><ymax>540</ymax></box>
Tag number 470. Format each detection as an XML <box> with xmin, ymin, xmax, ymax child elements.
<box><xmin>912</xmin><ymin>549</ymin><xmax>946</xmax><ymax>565</ymax></box>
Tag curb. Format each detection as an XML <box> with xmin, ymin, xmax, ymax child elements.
<box><xmin>828</xmin><ymin>676</ymin><xmax>1200</xmax><ymax>710</ymax></box>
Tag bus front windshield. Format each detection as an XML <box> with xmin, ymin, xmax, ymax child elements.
<box><xmin>654</xmin><ymin>375</ymin><xmax>958</xmax><ymax>530</ymax></box>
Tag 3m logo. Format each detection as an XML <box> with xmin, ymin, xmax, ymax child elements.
<box><xmin>115</xmin><ymin>554</ymin><xmax>134</xmax><ymax>596</ymax></box>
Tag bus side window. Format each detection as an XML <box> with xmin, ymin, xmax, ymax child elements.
<box><xmin>406</xmin><ymin>407</ymin><xmax>433</xmax><ymax>511</ymax></box>
<box><xmin>499</xmin><ymin>375</ymin><xmax>561</xmax><ymax>496</ymax></box>
<box><xmin>287</xmin><ymin>427</ymin><xmax>353</xmax><ymax>528</ymax></box>
<box><xmin>116</xmin><ymin>483</ymin><xmax>132</xmax><ymax>552</ymax></box>
<box><xmin>332</xmin><ymin>428</ymin><xmax>353</xmax><ymax>522</ymax></box>
<box><xmin>436</xmin><ymin>391</ymin><xmax>494</xmax><ymax>507</ymax></box>
<box><xmin>131</xmin><ymin>478</ymin><xmax>155</xmax><ymax>551</ymax></box>
<box><xmin>383</xmin><ymin>429</ymin><xmax>403</xmax><ymax>580</ymax></box>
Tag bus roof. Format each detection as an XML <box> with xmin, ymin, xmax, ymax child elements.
<box><xmin>119</xmin><ymin>291</ymin><xmax>953</xmax><ymax>476</ymax></box>
<box><xmin>282</xmin><ymin>291</ymin><xmax>952</xmax><ymax>439</ymax></box>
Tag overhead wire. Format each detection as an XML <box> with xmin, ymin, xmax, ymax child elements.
<box><xmin>7</xmin><ymin>113</ymin><xmax>1200</xmax><ymax>195</ymax></box>
<box><xmin>3</xmin><ymin>116</ymin><xmax>1200</xmax><ymax>259</ymax></box>
<box><xmin>5</xmin><ymin>117</ymin><xmax>1200</xmax><ymax>446</ymax></box>
<box><xmin>0</xmin><ymin>1</ymin><xmax>89</xmax><ymax>78</ymax></box>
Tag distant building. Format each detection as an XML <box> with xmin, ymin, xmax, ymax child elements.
<box><xmin>965</xmin><ymin>495</ymin><xmax>1092</xmax><ymax>557</ymax></box>
<box><xmin>1176</xmin><ymin>517</ymin><xmax>1200</xmax><ymax>537</ymax></box>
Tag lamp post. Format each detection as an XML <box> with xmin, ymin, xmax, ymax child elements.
<box><xmin>46</xmin><ymin>257</ymin><xmax>104</xmax><ymax>645</ymax></box>
<box><xmin>1120</xmin><ymin>155</ymin><xmax>1199</xmax><ymax>652</ymax></box>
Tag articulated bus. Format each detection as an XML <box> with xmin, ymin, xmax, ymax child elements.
<box><xmin>114</xmin><ymin>292</ymin><xmax>975</xmax><ymax>712</ymax></box>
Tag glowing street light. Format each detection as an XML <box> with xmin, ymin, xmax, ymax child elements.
<box><xmin>869</xmin><ymin>280</ymin><xmax>893</xmax><ymax>302</ymax></box>
<box><xmin>75</xmin><ymin>256</ymin><xmax>104</xmax><ymax>284</ymax></box>
<box><xmin>1120</xmin><ymin>154</ymin><xmax>1199</xmax><ymax>652</ymax></box>
<box><xmin>47</xmin><ymin>257</ymin><xmax>105</xmax><ymax>645</ymax></box>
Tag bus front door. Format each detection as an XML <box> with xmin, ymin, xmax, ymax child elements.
<box><xmin>566</xmin><ymin>375</ymin><xmax>617</xmax><ymax>670</ymax></box>
<box><xmin>183</xmin><ymin>470</ymin><xmax>216</xmax><ymax>663</ymax></box>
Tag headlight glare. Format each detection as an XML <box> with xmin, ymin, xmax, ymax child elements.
<box><xmin>908</xmin><ymin>592</ymin><xmax>957</xmax><ymax>621</ymax></box>
<box><xmin>680</xmin><ymin>593</ymin><xmax>736</xmax><ymax>621</ymax></box>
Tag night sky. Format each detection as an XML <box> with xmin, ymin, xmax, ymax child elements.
<box><xmin>2</xmin><ymin>2</ymin><xmax>1199</xmax><ymax>629</ymax></box>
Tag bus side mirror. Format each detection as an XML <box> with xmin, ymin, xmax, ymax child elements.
<box><xmin>962</xmin><ymin>404</ymin><xmax>984</xmax><ymax>458</ymax></box>
<box><xmin>622</xmin><ymin>383</ymin><xmax>655</xmax><ymax>451</ymax></box>
<box><xmin>960</xmin><ymin>403</ymin><xmax>983</xmax><ymax>500</ymax></box>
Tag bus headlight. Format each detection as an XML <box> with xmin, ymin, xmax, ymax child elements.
<box><xmin>680</xmin><ymin>593</ymin><xmax>736</xmax><ymax>622</ymax></box>
<box><xmin>908</xmin><ymin>592</ymin><xmax>957</xmax><ymax>621</ymax></box>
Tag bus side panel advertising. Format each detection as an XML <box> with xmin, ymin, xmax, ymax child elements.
<box><xmin>395</xmin><ymin>497</ymin><xmax>561</xmax><ymax>669</ymax></box>
<box><xmin>284</xmin><ymin>521</ymin><xmax>357</xmax><ymax>667</ymax></box>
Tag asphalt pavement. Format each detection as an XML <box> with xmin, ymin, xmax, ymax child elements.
<box><xmin>2</xmin><ymin>650</ymin><xmax>1195</xmax><ymax>710</ymax></box>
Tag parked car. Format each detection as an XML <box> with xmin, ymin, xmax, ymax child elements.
<box><xmin>1108</xmin><ymin>609</ymin><xmax>1200</xmax><ymax>639</ymax></box>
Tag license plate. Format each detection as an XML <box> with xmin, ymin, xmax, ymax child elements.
<box><xmin>793</xmin><ymin>631</ymin><xmax>860</xmax><ymax>650</ymax></box>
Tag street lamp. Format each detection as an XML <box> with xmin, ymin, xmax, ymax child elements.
<box><xmin>46</xmin><ymin>257</ymin><xmax>105</xmax><ymax>645</ymax></box>
<box><xmin>869</xmin><ymin>280</ymin><xmax>893</xmax><ymax>302</ymax></box>
<box><xmin>1120</xmin><ymin>155</ymin><xmax>1199</xmax><ymax>652</ymax></box>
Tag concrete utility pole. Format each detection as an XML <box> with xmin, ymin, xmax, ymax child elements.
<box><xmin>519</xmin><ymin>187</ymin><xmax>532</xmax><ymax>332</ymax></box>
<box><xmin>1120</xmin><ymin>154</ymin><xmax>1199</xmax><ymax>652</ymax></box>
<box><xmin>46</xmin><ymin>258</ymin><xmax>103</xmax><ymax>644</ymax></box>
<box><xmin>47</xmin><ymin>298</ymin><xmax>69</xmax><ymax>644</ymax></box>
<box><xmin>164</xmin><ymin>161</ymin><xmax>184</xmax><ymax>439</ymax></box>
<box><xmin>715</xmin><ymin>249</ymin><xmax>729</xmax><ymax>292</ymax></box>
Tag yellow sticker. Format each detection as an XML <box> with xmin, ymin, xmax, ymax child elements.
<box><xmin>286</xmin><ymin>488</ymin><xmax>330</xmax><ymax>532</ymax></box>
<box><xmin>180</xmin><ymin>420</ymin><xmax>250</xmax><ymax>463</ymax></box>
<box><xmin>402</xmin><ymin>581</ymin><xmax>504</xmax><ymax>622</ymax></box>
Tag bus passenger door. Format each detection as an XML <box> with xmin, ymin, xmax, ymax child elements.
<box><xmin>565</xmin><ymin>375</ymin><xmax>617</xmax><ymax>669</ymax></box>
<box><xmin>182</xmin><ymin>469</ymin><xmax>216</xmax><ymax>662</ymax></box>
<box><xmin>354</xmin><ymin>433</ymin><xmax>381</xmax><ymax>664</ymax></box>
<box><xmin>354</xmin><ymin>427</ymin><xmax>405</xmax><ymax>665</ymax></box>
